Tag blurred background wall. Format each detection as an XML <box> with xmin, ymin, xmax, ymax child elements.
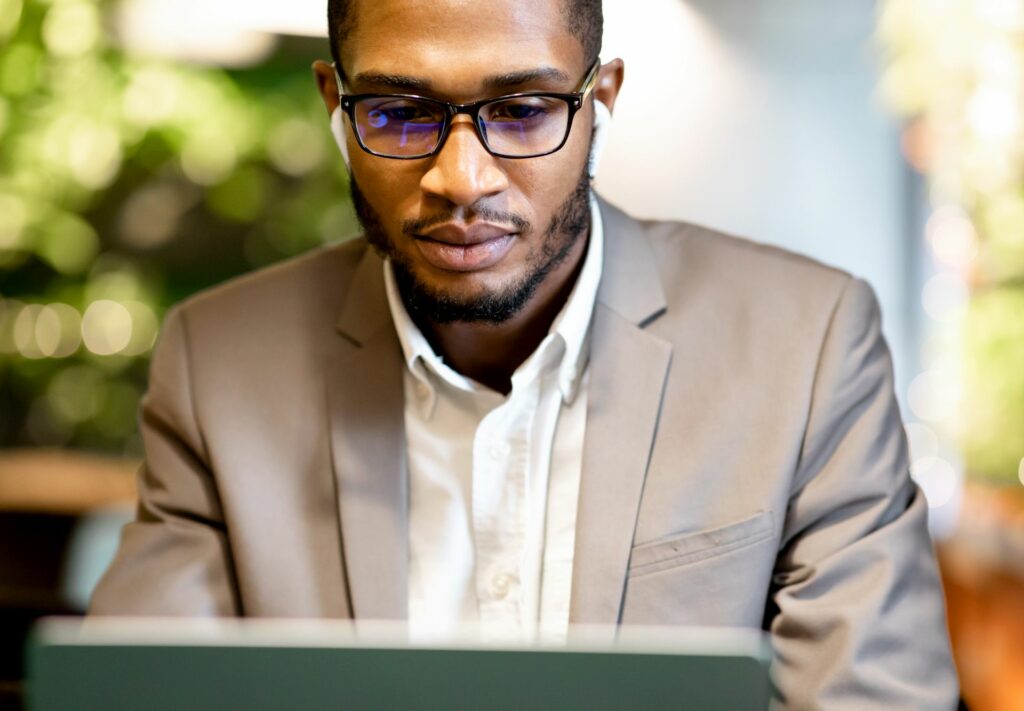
<box><xmin>600</xmin><ymin>0</ymin><xmax>916</xmax><ymax>401</ymax></box>
<box><xmin>1</xmin><ymin>0</ymin><xmax>1023</xmax><ymax>708</ymax></box>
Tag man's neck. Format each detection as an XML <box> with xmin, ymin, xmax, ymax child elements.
<box><xmin>412</xmin><ymin>231</ymin><xmax>590</xmax><ymax>396</ymax></box>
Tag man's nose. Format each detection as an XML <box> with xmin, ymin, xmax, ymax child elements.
<box><xmin>419</xmin><ymin>117</ymin><xmax>509</xmax><ymax>206</ymax></box>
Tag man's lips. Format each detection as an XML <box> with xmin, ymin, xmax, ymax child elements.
<box><xmin>413</xmin><ymin>225</ymin><xmax>518</xmax><ymax>272</ymax></box>
<box><xmin>417</xmin><ymin>222</ymin><xmax>519</xmax><ymax>246</ymax></box>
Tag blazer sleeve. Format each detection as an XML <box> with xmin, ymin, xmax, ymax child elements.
<box><xmin>88</xmin><ymin>306</ymin><xmax>241</xmax><ymax>616</ymax></box>
<box><xmin>768</xmin><ymin>278</ymin><xmax>958</xmax><ymax>710</ymax></box>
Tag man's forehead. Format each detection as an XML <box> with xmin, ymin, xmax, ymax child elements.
<box><xmin>340</xmin><ymin>0</ymin><xmax>585</xmax><ymax>90</ymax></box>
<box><xmin>345</xmin><ymin>0</ymin><xmax>567</xmax><ymax>38</ymax></box>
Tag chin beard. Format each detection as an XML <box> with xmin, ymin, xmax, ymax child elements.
<box><xmin>350</xmin><ymin>165</ymin><xmax>592</xmax><ymax>325</ymax></box>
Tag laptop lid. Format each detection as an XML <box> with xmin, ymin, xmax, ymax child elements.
<box><xmin>28</xmin><ymin>618</ymin><xmax>772</xmax><ymax>711</ymax></box>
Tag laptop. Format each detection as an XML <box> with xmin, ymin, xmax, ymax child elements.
<box><xmin>27</xmin><ymin>618</ymin><xmax>772</xmax><ymax>710</ymax></box>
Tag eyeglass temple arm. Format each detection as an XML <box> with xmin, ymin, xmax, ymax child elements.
<box><xmin>580</xmin><ymin>58</ymin><xmax>601</xmax><ymax>97</ymax></box>
<box><xmin>332</xmin><ymin>62</ymin><xmax>346</xmax><ymax>98</ymax></box>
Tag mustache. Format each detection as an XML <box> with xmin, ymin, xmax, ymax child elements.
<box><xmin>402</xmin><ymin>209</ymin><xmax>532</xmax><ymax>236</ymax></box>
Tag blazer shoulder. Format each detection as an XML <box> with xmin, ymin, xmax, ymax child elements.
<box><xmin>624</xmin><ymin>211</ymin><xmax>858</xmax><ymax>324</ymax></box>
<box><xmin>599</xmin><ymin>201</ymin><xmax>866</xmax><ymax>355</ymax></box>
<box><xmin>646</xmin><ymin>217</ymin><xmax>852</xmax><ymax>292</ymax></box>
<box><xmin>172</xmin><ymin>237</ymin><xmax>370</xmax><ymax>334</ymax></box>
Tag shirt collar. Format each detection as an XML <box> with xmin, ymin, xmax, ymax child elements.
<box><xmin>383</xmin><ymin>195</ymin><xmax>605</xmax><ymax>413</ymax></box>
<box><xmin>383</xmin><ymin>264</ymin><xmax>444</xmax><ymax>419</ymax></box>
<box><xmin>547</xmin><ymin>194</ymin><xmax>603</xmax><ymax>403</ymax></box>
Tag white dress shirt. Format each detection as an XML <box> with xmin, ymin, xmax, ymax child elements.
<box><xmin>383</xmin><ymin>198</ymin><xmax>604</xmax><ymax>643</ymax></box>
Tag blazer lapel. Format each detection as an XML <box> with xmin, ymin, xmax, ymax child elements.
<box><xmin>327</xmin><ymin>245</ymin><xmax>408</xmax><ymax>620</ymax></box>
<box><xmin>569</xmin><ymin>199</ymin><xmax>673</xmax><ymax>624</ymax></box>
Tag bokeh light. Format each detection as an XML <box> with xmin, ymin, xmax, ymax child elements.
<box><xmin>121</xmin><ymin>300</ymin><xmax>158</xmax><ymax>356</ymax></box>
<box><xmin>905</xmin><ymin>422</ymin><xmax>940</xmax><ymax>462</ymax></box>
<box><xmin>925</xmin><ymin>206</ymin><xmax>979</xmax><ymax>269</ymax></box>
<box><xmin>181</xmin><ymin>131</ymin><xmax>239</xmax><ymax>185</ymax></box>
<box><xmin>13</xmin><ymin>304</ymin><xmax>46</xmax><ymax>359</ymax></box>
<box><xmin>267</xmin><ymin>118</ymin><xmax>326</xmax><ymax>176</ymax></box>
<box><xmin>0</xmin><ymin>0</ymin><xmax>24</xmax><ymax>41</ymax></box>
<box><xmin>122</xmin><ymin>65</ymin><xmax>183</xmax><ymax>127</ymax></box>
<box><xmin>43</xmin><ymin>303</ymin><xmax>82</xmax><ymax>357</ymax></box>
<box><xmin>911</xmin><ymin>456</ymin><xmax>959</xmax><ymax>509</ymax></box>
<box><xmin>81</xmin><ymin>300</ymin><xmax>133</xmax><ymax>356</ymax></box>
<box><xmin>908</xmin><ymin>368</ymin><xmax>962</xmax><ymax>428</ymax></box>
<box><xmin>0</xmin><ymin>299</ymin><xmax>22</xmax><ymax>354</ymax></box>
<box><xmin>66</xmin><ymin>120</ymin><xmax>123</xmax><ymax>189</ymax></box>
<box><xmin>0</xmin><ymin>193</ymin><xmax>28</xmax><ymax>250</ymax></box>
<box><xmin>118</xmin><ymin>181</ymin><xmax>197</xmax><ymax>249</ymax></box>
<box><xmin>36</xmin><ymin>212</ymin><xmax>100</xmax><ymax>275</ymax></box>
<box><xmin>116</xmin><ymin>0</ymin><xmax>277</xmax><ymax>67</ymax></box>
<box><xmin>35</xmin><ymin>305</ymin><xmax>63</xmax><ymax>357</ymax></box>
<box><xmin>42</xmin><ymin>0</ymin><xmax>103</xmax><ymax>58</ymax></box>
<box><xmin>47</xmin><ymin>364</ymin><xmax>106</xmax><ymax>424</ymax></box>
<box><xmin>922</xmin><ymin>273</ymin><xmax>969</xmax><ymax>322</ymax></box>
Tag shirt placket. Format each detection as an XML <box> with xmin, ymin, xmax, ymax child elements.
<box><xmin>471</xmin><ymin>381</ymin><xmax>540</xmax><ymax>636</ymax></box>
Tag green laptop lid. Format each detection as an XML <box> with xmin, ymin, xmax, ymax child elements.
<box><xmin>27</xmin><ymin>618</ymin><xmax>772</xmax><ymax>711</ymax></box>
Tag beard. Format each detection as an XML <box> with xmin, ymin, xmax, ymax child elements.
<box><xmin>349</xmin><ymin>160</ymin><xmax>592</xmax><ymax>325</ymax></box>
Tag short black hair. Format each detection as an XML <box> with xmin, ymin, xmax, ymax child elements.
<box><xmin>327</xmin><ymin>0</ymin><xmax>603</xmax><ymax>75</ymax></box>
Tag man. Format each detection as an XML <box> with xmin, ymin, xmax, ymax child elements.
<box><xmin>90</xmin><ymin>0</ymin><xmax>959</xmax><ymax>707</ymax></box>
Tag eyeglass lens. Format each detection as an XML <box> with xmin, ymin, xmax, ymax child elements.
<box><xmin>352</xmin><ymin>96</ymin><xmax>571</xmax><ymax>158</ymax></box>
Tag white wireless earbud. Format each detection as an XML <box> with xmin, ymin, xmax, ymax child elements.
<box><xmin>588</xmin><ymin>99</ymin><xmax>612</xmax><ymax>180</ymax></box>
<box><xmin>330</xmin><ymin>105</ymin><xmax>351</xmax><ymax>168</ymax></box>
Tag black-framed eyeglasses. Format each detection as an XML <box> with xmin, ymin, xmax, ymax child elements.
<box><xmin>333</xmin><ymin>59</ymin><xmax>601</xmax><ymax>160</ymax></box>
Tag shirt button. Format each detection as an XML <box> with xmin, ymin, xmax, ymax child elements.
<box><xmin>415</xmin><ymin>382</ymin><xmax>430</xmax><ymax>400</ymax></box>
<box><xmin>488</xmin><ymin>441</ymin><xmax>511</xmax><ymax>460</ymax></box>
<box><xmin>490</xmin><ymin>573</ymin><xmax>515</xmax><ymax>599</ymax></box>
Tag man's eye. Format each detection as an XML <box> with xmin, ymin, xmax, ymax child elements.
<box><xmin>366</xmin><ymin>103</ymin><xmax>436</xmax><ymax>127</ymax></box>
<box><xmin>384</xmin><ymin>106</ymin><xmax>432</xmax><ymax>121</ymax></box>
<box><xmin>489</xmin><ymin>102</ymin><xmax>550</xmax><ymax>121</ymax></box>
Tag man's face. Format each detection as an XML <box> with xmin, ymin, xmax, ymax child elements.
<box><xmin>329</xmin><ymin>0</ymin><xmax>601</xmax><ymax>323</ymax></box>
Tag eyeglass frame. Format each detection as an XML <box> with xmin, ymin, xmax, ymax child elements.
<box><xmin>332</xmin><ymin>58</ymin><xmax>602</xmax><ymax>160</ymax></box>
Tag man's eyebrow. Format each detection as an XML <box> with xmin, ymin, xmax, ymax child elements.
<box><xmin>350</xmin><ymin>67</ymin><xmax>572</xmax><ymax>94</ymax></box>
<box><xmin>482</xmin><ymin>67</ymin><xmax>571</xmax><ymax>90</ymax></box>
<box><xmin>351</xmin><ymin>72</ymin><xmax>432</xmax><ymax>92</ymax></box>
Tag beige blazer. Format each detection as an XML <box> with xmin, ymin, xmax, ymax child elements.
<box><xmin>90</xmin><ymin>197</ymin><xmax>958</xmax><ymax>708</ymax></box>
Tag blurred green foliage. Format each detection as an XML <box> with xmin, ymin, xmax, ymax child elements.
<box><xmin>879</xmin><ymin>0</ymin><xmax>1024</xmax><ymax>485</ymax></box>
<box><xmin>0</xmin><ymin>0</ymin><xmax>355</xmax><ymax>455</ymax></box>
<box><xmin>962</xmin><ymin>286</ymin><xmax>1024</xmax><ymax>482</ymax></box>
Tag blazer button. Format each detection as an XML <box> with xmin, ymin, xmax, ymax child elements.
<box><xmin>490</xmin><ymin>573</ymin><xmax>515</xmax><ymax>599</ymax></box>
<box><xmin>488</xmin><ymin>441</ymin><xmax>511</xmax><ymax>461</ymax></box>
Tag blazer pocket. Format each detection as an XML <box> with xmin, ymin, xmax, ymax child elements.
<box><xmin>628</xmin><ymin>510</ymin><xmax>775</xmax><ymax>578</ymax></box>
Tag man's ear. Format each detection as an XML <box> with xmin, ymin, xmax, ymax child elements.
<box><xmin>594</xmin><ymin>58</ymin><xmax>625</xmax><ymax>114</ymax></box>
<box><xmin>312</xmin><ymin>60</ymin><xmax>341</xmax><ymax>116</ymax></box>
